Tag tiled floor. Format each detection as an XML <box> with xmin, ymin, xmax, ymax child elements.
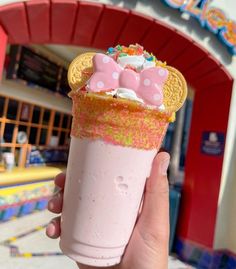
<box><xmin>0</xmin><ymin>211</ymin><xmax>193</xmax><ymax>269</ymax></box>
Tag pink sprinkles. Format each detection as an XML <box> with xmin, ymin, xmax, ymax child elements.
<box><xmin>70</xmin><ymin>92</ymin><xmax>173</xmax><ymax>150</ymax></box>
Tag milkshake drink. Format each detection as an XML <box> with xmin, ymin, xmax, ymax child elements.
<box><xmin>60</xmin><ymin>44</ymin><xmax>187</xmax><ymax>267</ymax></box>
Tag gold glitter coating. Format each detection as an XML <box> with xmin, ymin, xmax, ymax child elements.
<box><xmin>70</xmin><ymin>91</ymin><xmax>174</xmax><ymax>150</ymax></box>
<box><xmin>163</xmin><ymin>66</ymin><xmax>187</xmax><ymax>112</ymax></box>
<box><xmin>68</xmin><ymin>52</ymin><xmax>95</xmax><ymax>92</ymax></box>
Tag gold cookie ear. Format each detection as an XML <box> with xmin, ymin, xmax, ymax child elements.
<box><xmin>163</xmin><ymin>66</ymin><xmax>188</xmax><ymax>112</ymax></box>
<box><xmin>67</xmin><ymin>52</ymin><xmax>96</xmax><ymax>93</ymax></box>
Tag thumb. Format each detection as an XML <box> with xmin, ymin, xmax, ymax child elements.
<box><xmin>137</xmin><ymin>152</ymin><xmax>170</xmax><ymax>249</ymax></box>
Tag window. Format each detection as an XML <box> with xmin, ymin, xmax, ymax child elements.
<box><xmin>43</xmin><ymin>109</ymin><xmax>50</xmax><ymax>125</ymax></box>
<box><xmin>54</xmin><ymin>112</ymin><xmax>61</xmax><ymax>127</ymax></box>
<box><xmin>0</xmin><ymin>94</ymin><xmax>72</xmax><ymax>167</ymax></box>
<box><xmin>4</xmin><ymin>123</ymin><xmax>14</xmax><ymax>142</ymax></box>
<box><xmin>20</xmin><ymin>103</ymin><xmax>30</xmax><ymax>122</ymax></box>
<box><xmin>29</xmin><ymin>127</ymin><xmax>37</xmax><ymax>144</ymax></box>
<box><xmin>59</xmin><ymin>132</ymin><xmax>66</xmax><ymax>145</ymax></box>
<box><xmin>19</xmin><ymin>125</ymin><xmax>27</xmax><ymax>132</ymax></box>
<box><xmin>0</xmin><ymin>96</ymin><xmax>5</xmax><ymax>117</ymax></box>
<box><xmin>39</xmin><ymin>128</ymin><xmax>47</xmax><ymax>145</ymax></box>
<box><xmin>52</xmin><ymin>130</ymin><xmax>58</xmax><ymax>136</ymax></box>
<box><xmin>32</xmin><ymin>106</ymin><xmax>41</xmax><ymax>123</ymax></box>
<box><xmin>62</xmin><ymin>114</ymin><xmax>68</xmax><ymax>128</ymax></box>
<box><xmin>7</xmin><ymin>99</ymin><xmax>18</xmax><ymax>120</ymax></box>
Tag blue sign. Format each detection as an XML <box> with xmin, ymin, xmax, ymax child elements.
<box><xmin>201</xmin><ymin>131</ymin><xmax>225</xmax><ymax>156</ymax></box>
<box><xmin>162</xmin><ymin>0</ymin><xmax>236</xmax><ymax>55</ymax></box>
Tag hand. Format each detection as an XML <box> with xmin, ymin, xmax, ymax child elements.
<box><xmin>46</xmin><ymin>152</ymin><xmax>170</xmax><ymax>269</ymax></box>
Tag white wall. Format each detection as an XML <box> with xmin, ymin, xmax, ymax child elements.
<box><xmin>0</xmin><ymin>79</ymin><xmax>72</xmax><ymax>114</ymax></box>
<box><xmin>0</xmin><ymin>0</ymin><xmax>27</xmax><ymax>5</ymax></box>
<box><xmin>214</xmin><ymin>73</ymin><xmax>236</xmax><ymax>250</ymax></box>
<box><xmin>0</xmin><ymin>44</ymin><xmax>72</xmax><ymax>114</ymax></box>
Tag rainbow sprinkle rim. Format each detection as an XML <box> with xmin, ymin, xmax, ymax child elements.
<box><xmin>70</xmin><ymin>91</ymin><xmax>174</xmax><ymax>150</ymax></box>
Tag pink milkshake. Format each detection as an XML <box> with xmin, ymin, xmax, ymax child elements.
<box><xmin>60</xmin><ymin>137</ymin><xmax>157</xmax><ymax>266</ymax></box>
<box><xmin>59</xmin><ymin>44</ymin><xmax>187</xmax><ymax>267</ymax></box>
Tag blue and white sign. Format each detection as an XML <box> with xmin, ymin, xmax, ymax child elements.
<box><xmin>162</xmin><ymin>0</ymin><xmax>236</xmax><ymax>55</ymax></box>
<box><xmin>201</xmin><ymin>131</ymin><xmax>225</xmax><ymax>156</ymax></box>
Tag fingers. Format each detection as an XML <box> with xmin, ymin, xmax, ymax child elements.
<box><xmin>48</xmin><ymin>173</ymin><xmax>65</xmax><ymax>213</ymax></box>
<box><xmin>46</xmin><ymin>173</ymin><xmax>65</xmax><ymax>240</ymax></box>
<box><xmin>54</xmin><ymin>173</ymin><xmax>66</xmax><ymax>189</ymax></box>
<box><xmin>48</xmin><ymin>191</ymin><xmax>63</xmax><ymax>214</ymax></box>
<box><xmin>137</xmin><ymin>152</ymin><xmax>170</xmax><ymax>245</ymax></box>
<box><xmin>46</xmin><ymin>216</ymin><xmax>61</xmax><ymax>239</ymax></box>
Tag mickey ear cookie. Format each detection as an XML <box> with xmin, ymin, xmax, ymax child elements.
<box><xmin>68</xmin><ymin>52</ymin><xmax>187</xmax><ymax>113</ymax></box>
<box><xmin>163</xmin><ymin>66</ymin><xmax>187</xmax><ymax>112</ymax></box>
<box><xmin>68</xmin><ymin>52</ymin><xmax>96</xmax><ymax>92</ymax></box>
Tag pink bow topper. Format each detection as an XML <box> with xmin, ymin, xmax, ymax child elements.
<box><xmin>88</xmin><ymin>53</ymin><xmax>169</xmax><ymax>106</ymax></box>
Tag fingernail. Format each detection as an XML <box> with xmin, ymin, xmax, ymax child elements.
<box><xmin>160</xmin><ymin>158</ymin><xmax>170</xmax><ymax>176</ymax></box>
<box><xmin>46</xmin><ymin>223</ymin><xmax>55</xmax><ymax>237</ymax></box>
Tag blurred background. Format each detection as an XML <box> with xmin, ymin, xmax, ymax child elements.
<box><xmin>0</xmin><ymin>0</ymin><xmax>236</xmax><ymax>268</ymax></box>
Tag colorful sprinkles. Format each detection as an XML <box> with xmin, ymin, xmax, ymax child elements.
<box><xmin>67</xmin><ymin>44</ymin><xmax>187</xmax><ymax>149</ymax></box>
<box><xmin>70</xmin><ymin>91</ymin><xmax>174</xmax><ymax>150</ymax></box>
<box><xmin>107</xmin><ymin>44</ymin><xmax>157</xmax><ymax>63</ymax></box>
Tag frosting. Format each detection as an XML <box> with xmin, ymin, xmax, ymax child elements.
<box><xmin>106</xmin><ymin>88</ymin><xmax>144</xmax><ymax>103</ymax></box>
<box><xmin>117</xmin><ymin>55</ymin><xmax>155</xmax><ymax>70</ymax></box>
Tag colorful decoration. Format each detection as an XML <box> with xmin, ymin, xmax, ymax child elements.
<box><xmin>162</xmin><ymin>0</ymin><xmax>236</xmax><ymax>55</ymax></box>
<box><xmin>67</xmin><ymin>44</ymin><xmax>187</xmax><ymax>150</ymax></box>
<box><xmin>70</xmin><ymin>91</ymin><xmax>173</xmax><ymax>150</ymax></box>
<box><xmin>107</xmin><ymin>44</ymin><xmax>156</xmax><ymax>62</ymax></box>
<box><xmin>0</xmin><ymin>182</ymin><xmax>54</xmax><ymax>207</ymax></box>
<box><xmin>0</xmin><ymin>181</ymin><xmax>54</xmax><ymax>221</ymax></box>
<box><xmin>88</xmin><ymin>53</ymin><xmax>168</xmax><ymax>107</ymax></box>
<box><xmin>180</xmin><ymin>0</ymin><xmax>210</xmax><ymax>20</ymax></box>
<box><xmin>204</xmin><ymin>7</ymin><xmax>227</xmax><ymax>33</ymax></box>
<box><xmin>68</xmin><ymin>45</ymin><xmax>187</xmax><ymax>113</ymax></box>
<box><xmin>219</xmin><ymin>21</ymin><xmax>236</xmax><ymax>55</ymax></box>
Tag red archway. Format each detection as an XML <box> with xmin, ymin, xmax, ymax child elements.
<box><xmin>0</xmin><ymin>0</ymin><xmax>234</xmax><ymax>256</ymax></box>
